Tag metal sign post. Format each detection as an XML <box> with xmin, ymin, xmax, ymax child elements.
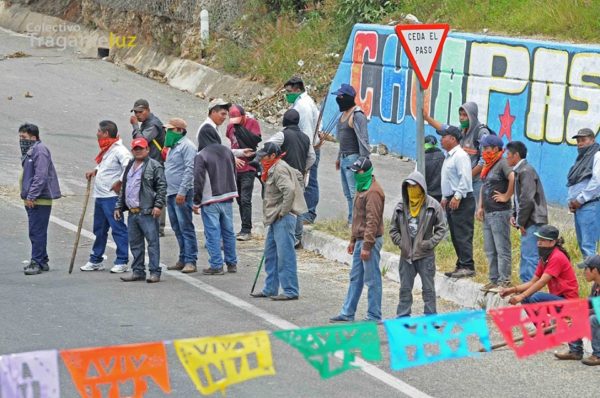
<box><xmin>416</xmin><ymin>82</ymin><xmax>425</xmax><ymax>173</ymax></box>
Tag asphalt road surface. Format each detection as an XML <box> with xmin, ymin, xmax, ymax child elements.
<box><xmin>0</xmin><ymin>28</ymin><xmax>596</xmax><ymax>398</ymax></box>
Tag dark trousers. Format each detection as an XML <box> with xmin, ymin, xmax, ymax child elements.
<box><xmin>236</xmin><ymin>171</ymin><xmax>255</xmax><ymax>234</ymax></box>
<box><xmin>128</xmin><ymin>213</ymin><xmax>161</xmax><ymax>276</ymax></box>
<box><xmin>446</xmin><ymin>195</ymin><xmax>475</xmax><ymax>270</ymax></box>
<box><xmin>25</xmin><ymin>205</ymin><xmax>52</xmax><ymax>266</ymax></box>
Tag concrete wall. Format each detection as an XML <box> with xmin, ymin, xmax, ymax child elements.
<box><xmin>324</xmin><ymin>24</ymin><xmax>600</xmax><ymax>204</ymax></box>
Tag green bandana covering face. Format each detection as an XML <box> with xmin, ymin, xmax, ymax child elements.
<box><xmin>165</xmin><ymin>129</ymin><xmax>184</xmax><ymax>148</ymax></box>
<box><xmin>285</xmin><ymin>92</ymin><xmax>301</xmax><ymax>104</ymax></box>
<box><xmin>460</xmin><ymin>119</ymin><xmax>470</xmax><ymax>129</ymax></box>
<box><xmin>424</xmin><ymin>143</ymin><xmax>436</xmax><ymax>151</ymax></box>
<box><xmin>355</xmin><ymin>167</ymin><xmax>373</xmax><ymax>192</ymax></box>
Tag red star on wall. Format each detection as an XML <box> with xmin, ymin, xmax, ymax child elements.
<box><xmin>498</xmin><ymin>100</ymin><xmax>516</xmax><ymax>140</ymax></box>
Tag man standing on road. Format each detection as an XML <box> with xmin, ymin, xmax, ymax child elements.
<box><xmin>332</xmin><ymin>83</ymin><xmax>371</xmax><ymax>225</ymax></box>
<box><xmin>476</xmin><ymin>135</ymin><xmax>514</xmax><ymax>293</ymax></box>
<box><xmin>19</xmin><ymin>123</ymin><xmax>61</xmax><ymax>276</ymax></box>
<box><xmin>330</xmin><ymin>157</ymin><xmax>385</xmax><ymax>322</ymax></box>
<box><xmin>439</xmin><ymin>125</ymin><xmax>476</xmax><ymax>278</ymax></box>
<box><xmin>566</xmin><ymin>128</ymin><xmax>600</xmax><ymax>258</ymax></box>
<box><xmin>424</xmin><ymin>135</ymin><xmax>444</xmax><ymax>203</ymax></box>
<box><xmin>130</xmin><ymin>99</ymin><xmax>167</xmax><ymax>236</ymax></box>
<box><xmin>250</xmin><ymin>143</ymin><xmax>307</xmax><ymax>301</ymax></box>
<box><xmin>197</xmin><ymin>98</ymin><xmax>230</xmax><ymax>150</ymax></box>
<box><xmin>115</xmin><ymin>138</ymin><xmax>166</xmax><ymax>283</ymax></box>
<box><xmin>284</xmin><ymin>76</ymin><xmax>320</xmax><ymax>225</ymax></box>
<box><xmin>505</xmin><ymin>141</ymin><xmax>548</xmax><ymax>282</ymax></box>
<box><xmin>390</xmin><ymin>171</ymin><xmax>447</xmax><ymax>318</ymax></box>
<box><xmin>81</xmin><ymin>121</ymin><xmax>131</xmax><ymax>273</ymax></box>
<box><xmin>226</xmin><ymin>104</ymin><xmax>262</xmax><ymax>241</ymax></box>
<box><xmin>163</xmin><ymin>118</ymin><xmax>199</xmax><ymax>274</ymax></box>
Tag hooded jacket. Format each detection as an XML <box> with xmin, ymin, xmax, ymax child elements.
<box><xmin>133</xmin><ymin>113</ymin><xmax>165</xmax><ymax>163</ymax></box>
<box><xmin>425</xmin><ymin>146</ymin><xmax>444</xmax><ymax>198</ymax></box>
<box><xmin>193</xmin><ymin>144</ymin><xmax>238</xmax><ymax>206</ymax></box>
<box><xmin>20</xmin><ymin>141</ymin><xmax>61</xmax><ymax>201</ymax></box>
<box><xmin>390</xmin><ymin>171</ymin><xmax>448</xmax><ymax>261</ymax></box>
<box><xmin>263</xmin><ymin>159</ymin><xmax>307</xmax><ymax>226</ymax></box>
<box><xmin>459</xmin><ymin>102</ymin><xmax>490</xmax><ymax>171</ymax></box>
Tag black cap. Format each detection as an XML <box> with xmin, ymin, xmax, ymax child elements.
<box><xmin>577</xmin><ymin>255</ymin><xmax>600</xmax><ymax>270</ymax></box>
<box><xmin>437</xmin><ymin>125</ymin><xmax>461</xmax><ymax>141</ymax></box>
<box><xmin>256</xmin><ymin>142</ymin><xmax>282</xmax><ymax>158</ymax></box>
<box><xmin>534</xmin><ymin>225</ymin><xmax>559</xmax><ymax>241</ymax></box>
<box><xmin>424</xmin><ymin>135</ymin><xmax>437</xmax><ymax>145</ymax></box>
<box><xmin>131</xmin><ymin>99</ymin><xmax>149</xmax><ymax>112</ymax></box>
<box><xmin>348</xmin><ymin>156</ymin><xmax>372</xmax><ymax>172</ymax></box>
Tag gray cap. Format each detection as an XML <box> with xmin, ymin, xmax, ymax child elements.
<box><xmin>571</xmin><ymin>128</ymin><xmax>596</xmax><ymax>139</ymax></box>
<box><xmin>208</xmin><ymin>98</ymin><xmax>231</xmax><ymax>112</ymax></box>
<box><xmin>534</xmin><ymin>224</ymin><xmax>559</xmax><ymax>241</ymax></box>
<box><xmin>131</xmin><ymin>98</ymin><xmax>149</xmax><ymax>112</ymax></box>
<box><xmin>577</xmin><ymin>255</ymin><xmax>600</xmax><ymax>270</ymax></box>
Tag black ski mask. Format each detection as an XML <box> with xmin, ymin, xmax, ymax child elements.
<box><xmin>538</xmin><ymin>246</ymin><xmax>554</xmax><ymax>261</ymax></box>
<box><xmin>336</xmin><ymin>94</ymin><xmax>355</xmax><ymax>112</ymax></box>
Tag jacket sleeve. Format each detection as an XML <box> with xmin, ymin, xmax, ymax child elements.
<box><xmin>178</xmin><ymin>143</ymin><xmax>196</xmax><ymax>196</ymax></box>
<box><xmin>116</xmin><ymin>163</ymin><xmax>130</xmax><ymax>211</ymax></box>
<box><xmin>193</xmin><ymin>153</ymin><xmax>206</xmax><ymax>206</ymax></box>
<box><xmin>133</xmin><ymin>124</ymin><xmax>160</xmax><ymax>143</ymax></box>
<box><xmin>26</xmin><ymin>148</ymin><xmax>50</xmax><ymax>201</ymax></box>
<box><xmin>153</xmin><ymin>164</ymin><xmax>167</xmax><ymax>209</ymax></box>
<box><xmin>353</xmin><ymin>111</ymin><xmax>371</xmax><ymax>157</ymax></box>
<box><xmin>362</xmin><ymin>191</ymin><xmax>384</xmax><ymax>251</ymax></box>
<box><xmin>516</xmin><ymin>168</ymin><xmax>537</xmax><ymax>228</ymax></box>
<box><xmin>426</xmin><ymin>202</ymin><xmax>448</xmax><ymax>248</ymax></box>
<box><xmin>305</xmin><ymin>143</ymin><xmax>316</xmax><ymax>171</ymax></box>
<box><xmin>389</xmin><ymin>207</ymin><xmax>403</xmax><ymax>247</ymax></box>
<box><xmin>275</xmin><ymin>168</ymin><xmax>295</xmax><ymax>217</ymax></box>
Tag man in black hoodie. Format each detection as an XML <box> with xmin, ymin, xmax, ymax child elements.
<box><xmin>424</xmin><ymin>135</ymin><xmax>444</xmax><ymax>203</ymax></box>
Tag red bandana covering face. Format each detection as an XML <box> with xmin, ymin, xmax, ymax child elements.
<box><xmin>260</xmin><ymin>153</ymin><xmax>286</xmax><ymax>183</ymax></box>
<box><xmin>480</xmin><ymin>149</ymin><xmax>504</xmax><ymax>180</ymax></box>
<box><xmin>95</xmin><ymin>137</ymin><xmax>120</xmax><ymax>164</ymax></box>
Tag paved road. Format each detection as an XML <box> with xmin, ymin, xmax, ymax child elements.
<box><xmin>0</xmin><ymin>28</ymin><xmax>596</xmax><ymax>398</ymax></box>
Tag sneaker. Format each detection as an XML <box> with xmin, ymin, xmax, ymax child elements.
<box><xmin>167</xmin><ymin>261</ymin><xmax>185</xmax><ymax>271</ymax></box>
<box><xmin>582</xmin><ymin>355</ymin><xmax>600</xmax><ymax>366</ymax></box>
<box><xmin>181</xmin><ymin>263</ymin><xmax>197</xmax><ymax>273</ymax></box>
<box><xmin>80</xmin><ymin>262</ymin><xmax>105</xmax><ymax>271</ymax></box>
<box><xmin>202</xmin><ymin>267</ymin><xmax>225</xmax><ymax>275</ymax></box>
<box><xmin>329</xmin><ymin>315</ymin><xmax>353</xmax><ymax>323</ymax></box>
<box><xmin>226</xmin><ymin>264</ymin><xmax>237</xmax><ymax>273</ymax></box>
<box><xmin>236</xmin><ymin>233</ymin><xmax>251</xmax><ymax>241</ymax></box>
<box><xmin>270</xmin><ymin>294</ymin><xmax>299</xmax><ymax>301</ymax></box>
<box><xmin>554</xmin><ymin>351</ymin><xmax>583</xmax><ymax>360</ymax></box>
<box><xmin>444</xmin><ymin>269</ymin><xmax>459</xmax><ymax>277</ymax></box>
<box><xmin>39</xmin><ymin>263</ymin><xmax>50</xmax><ymax>272</ymax></box>
<box><xmin>480</xmin><ymin>282</ymin><xmax>498</xmax><ymax>292</ymax></box>
<box><xmin>120</xmin><ymin>273</ymin><xmax>145</xmax><ymax>282</ymax></box>
<box><xmin>110</xmin><ymin>264</ymin><xmax>129</xmax><ymax>274</ymax></box>
<box><xmin>146</xmin><ymin>274</ymin><xmax>161</xmax><ymax>283</ymax></box>
<box><xmin>449</xmin><ymin>268</ymin><xmax>475</xmax><ymax>278</ymax></box>
<box><xmin>489</xmin><ymin>281</ymin><xmax>512</xmax><ymax>293</ymax></box>
<box><xmin>24</xmin><ymin>262</ymin><xmax>42</xmax><ymax>276</ymax></box>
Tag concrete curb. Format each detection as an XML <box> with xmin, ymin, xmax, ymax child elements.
<box><xmin>303</xmin><ymin>227</ymin><xmax>509</xmax><ymax>310</ymax></box>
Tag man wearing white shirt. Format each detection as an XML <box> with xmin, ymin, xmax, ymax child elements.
<box><xmin>81</xmin><ymin>120</ymin><xmax>132</xmax><ymax>273</ymax></box>
<box><xmin>439</xmin><ymin>125</ymin><xmax>475</xmax><ymax>278</ymax></box>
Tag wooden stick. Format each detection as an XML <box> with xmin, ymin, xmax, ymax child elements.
<box><xmin>68</xmin><ymin>178</ymin><xmax>92</xmax><ymax>274</ymax></box>
<box><xmin>250</xmin><ymin>84</ymin><xmax>284</xmax><ymax>113</ymax></box>
<box><xmin>483</xmin><ymin>324</ymin><xmax>556</xmax><ymax>352</ymax></box>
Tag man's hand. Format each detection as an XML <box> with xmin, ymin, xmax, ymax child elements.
<box><xmin>509</xmin><ymin>294</ymin><xmax>524</xmax><ymax>305</ymax></box>
<box><xmin>151</xmin><ymin>207</ymin><xmax>161</xmax><ymax>218</ymax></box>
<box><xmin>85</xmin><ymin>170</ymin><xmax>96</xmax><ymax>181</ymax></box>
<box><xmin>129</xmin><ymin>115</ymin><xmax>138</xmax><ymax>126</ymax></box>
<box><xmin>499</xmin><ymin>286</ymin><xmax>516</xmax><ymax>298</ymax></box>
<box><xmin>519</xmin><ymin>227</ymin><xmax>526</xmax><ymax>236</ymax></box>
<box><xmin>240</xmin><ymin>148</ymin><xmax>255</xmax><ymax>157</ymax></box>
<box><xmin>235</xmin><ymin>157</ymin><xmax>245</xmax><ymax>169</ymax></box>
<box><xmin>111</xmin><ymin>181</ymin><xmax>122</xmax><ymax>194</ymax></box>
<box><xmin>440</xmin><ymin>198</ymin><xmax>448</xmax><ymax>210</ymax></box>
<box><xmin>569</xmin><ymin>200</ymin><xmax>582</xmax><ymax>212</ymax></box>
<box><xmin>175</xmin><ymin>194</ymin><xmax>186</xmax><ymax>206</ymax></box>
<box><xmin>510</xmin><ymin>216</ymin><xmax>517</xmax><ymax>228</ymax></box>
<box><xmin>335</xmin><ymin>159</ymin><xmax>340</xmax><ymax>171</ymax></box>
<box><xmin>475</xmin><ymin>207</ymin><xmax>484</xmax><ymax>222</ymax></box>
<box><xmin>25</xmin><ymin>199</ymin><xmax>35</xmax><ymax>208</ymax></box>
<box><xmin>192</xmin><ymin>205</ymin><xmax>200</xmax><ymax>215</ymax></box>
<box><xmin>422</xmin><ymin>107</ymin><xmax>430</xmax><ymax>121</ymax></box>
<box><xmin>347</xmin><ymin>242</ymin><xmax>355</xmax><ymax>255</ymax></box>
<box><xmin>492</xmin><ymin>190</ymin><xmax>509</xmax><ymax>203</ymax></box>
<box><xmin>360</xmin><ymin>249</ymin><xmax>371</xmax><ymax>261</ymax></box>
<box><xmin>114</xmin><ymin>209</ymin><xmax>122</xmax><ymax>221</ymax></box>
<box><xmin>449</xmin><ymin>197</ymin><xmax>461</xmax><ymax>210</ymax></box>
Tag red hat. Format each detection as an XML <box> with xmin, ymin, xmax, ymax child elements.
<box><xmin>131</xmin><ymin>137</ymin><xmax>148</xmax><ymax>149</ymax></box>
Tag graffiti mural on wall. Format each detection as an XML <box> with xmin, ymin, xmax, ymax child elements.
<box><xmin>323</xmin><ymin>23</ymin><xmax>600</xmax><ymax>203</ymax></box>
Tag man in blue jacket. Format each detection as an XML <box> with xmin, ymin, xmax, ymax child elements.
<box><xmin>19</xmin><ymin>123</ymin><xmax>61</xmax><ymax>275</ymax></box>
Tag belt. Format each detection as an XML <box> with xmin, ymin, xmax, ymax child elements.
<box><xmin>340</xmin><ymin>152</ymin><xmax>358</xmax><ymax>158</ymax></box>
<box><xmin>129</xmin><ymin>207</ymin><xmax>141</xmax><ymax>214</ymax></box>
<box><xmin>583</xmin><ymin>197</ymin><xmax>600</xmax><ymax>206</ymax></box>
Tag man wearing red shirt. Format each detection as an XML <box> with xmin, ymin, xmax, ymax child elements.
<box><xmin>499</xmin><ymin>225</ymin><xmax>579</xmax><ymax>304</ymax></box>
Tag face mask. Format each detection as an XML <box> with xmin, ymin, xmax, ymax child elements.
<box><xmin>424</xmin><ymin>143</ymin><xmax>436</xmax><ymax>151</ymax></box>
<box><xmin>482</xmin><ymin>150</ymin><xmax>499</xmax><ymax>164</ymax></box>
<box><xmin>20</xmin><ymin>139</ymin><xmax>35</xmax><ymax>159</ymax></box>
<box><xmin>336</xmin><ymin>95</ymin><xmax>355</xmax><ymax>112</ymax></box>
<box><xmin>407</xmin><ymin>184</ymin><xmax>425</xmax><ymax>217</ymax></box>
<box><xmin>285</xmin><ymin>92</ymin><xmax>301</xmax><ymax>104</ymax></box>
<box><xmin>164</xmin><ymin>129</ymin><xmax>184</xmax><ymax>148</ymax></box>
<box><xmin>355</xmin><ymin>167</ymin><xmax>373</xmax><ymax>192</ymax></box>
<box><xmin>460</xmin><ymin>120</ymin><xmax>469</xmax><ymax>129</ymax></box>
<box><xmin>538</xmin><ymin>246</ymin><xmax>554</xmax><ymax>261</ymax></box>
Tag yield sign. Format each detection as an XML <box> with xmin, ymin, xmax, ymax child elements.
<box><xmin>395</xmin><ymin>24</ymin><xmax>449</xmax><ymax>89</ymax></box>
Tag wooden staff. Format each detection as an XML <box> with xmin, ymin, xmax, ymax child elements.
<box><xmin>68</xmin><ymin>178</ymin><xmax>92</xmax><ymax>274</ymax></box>
<box><xmin>482</xmin><ymin>324</ymin><xmax>556</xmax><ymax>352</ymax></box>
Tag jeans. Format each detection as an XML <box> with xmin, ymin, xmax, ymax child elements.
<box><xmin>397</xmin><ymin>255</ymin><xmax>436</xmax><ymax>317</ymax></box>
<box><xmin>569</xmin><ymin>315</ymin><xmax>600</xmax><ymax>356</ymax></box>
<box><xmin>574</xmin><ymin>200</ymin><xmax>600</xmax><ymax>258</ymax></box>
<box><xmin>483</xmin><ymin>210</ymin><xmax>512</xmax><ymax>283</ymax></box>
<box><xmin>90</xmin><ymin>197</ymin><xmax>128</xmax><ymax>265</ymax></box>
<box><xmin>303</xmin><ymin>149</ymin><xmax>320</xmax><ymax>223</ymax></box>
<box><xmin>340</xmin><ymin>153</ymin><xmax>359</xmax><ymax>224</ymax></box>
<box><xmin>25</xmin><ymin>204</ymin><xmax>52</xmax><ymax>266</ymax></box>
<box><xmin>159</xmin><ymin>210</ymin><xmax>166</xmax><ymax>234</ymax></box>
<box><xmin>167</xmin><ymin>191</ymin><xmax>198</xmax><ymax>264</ymax></box>
<box><xmin>446</xmin><ymin>195</ymin><xmax>475</xmax><ymax>270</ymax></box>
<box><xmin>128</xmin><ymin>213</ymin><xmax>161</xmax><ymax>276</ymax></box>
<box><xmin>262</xmin><ymin>214</ymin><xmax>299</xmax><ymax>297</ymax></box>
<box><xmin>236</xmin><ymin>171</ymin><xmax>255</xmax><ymax>234</ymax></box>
<box><xmin>340</xmin><ymin>237</ymin><xmax>383</xmax><ymax>321</ymax></box>
<box><xmin>521</xmin><ymin>292</ymin><xmax>563</xmax><ymax>304</ymax></box>
<box><xmin>473</xmin><ymin>178</ymin><xmax>482</xmax><ymax>210</ymax></box>
<box><xmin>201</xmin><ymin>200</ymin><xmax>237</xmax><ymax>269</ymax></box>
<box><xmin>520</xmin><ymin>224</ymin><xmax>541</xmax><ymax>282</ymax></box>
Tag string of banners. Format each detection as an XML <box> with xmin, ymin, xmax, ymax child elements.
<box><xmin>1</xmin><ymin>297</ymin><xmax>598</xmax><ymax>397</ymax></box>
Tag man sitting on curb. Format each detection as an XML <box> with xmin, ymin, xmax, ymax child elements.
<box><xmin>553</xmin><ymin>255</ymin><xmax>600</xmax><ymax>365</ymax></box>
<box><xmin>390</xmin><ymin>171</ymin><xmax>447</xmax><ymax>319</ymax></box>
<box><xmin>330</xmin><ymin>157</ymin><xmax>385</xmax><ymax>322</ymax></box>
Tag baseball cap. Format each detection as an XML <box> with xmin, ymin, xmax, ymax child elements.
<box><xmin>571</xmin><ymin>128</ymin><xmax>596</xmax><ymax>139</ymax></box>
<box><xmin>348</xmin><ymin>156</ymin><xmax>372</xmax><ymax>172</ymax></box>
<box><xmin>229</xmin><ymin>104</ymin><xmax>246</xmax><ymax>124</ymax></box>
<box><xmin>437</xmin><ymin>125</ymin><xmax>462</xmax><ymax>141</ymax></box>
<box><xmin>256</xmin><ymin>142</ymin><xmax>282</xmax><ymax>158</ymax></box>
<box><xmin>424</xmin><ymin>135</ymin><xmax>437</xmax><ymax>145</ymax></box>
<box><xmin>480</xmin><ymin>134</ymin><xmax>504</xmax><ymax>148</ymax></box>
<box><xmin>163</xmin><ymin>118</ymin><xmax>187</xmax><ymax>130</ymax></box>
<box><xmin>208</xmin><ymin>98</ymin><xmax>231</xmax><ymax>112</ymax></box>
<box><xmin>331</xmin><ymin>83</ymin><xmax>356</xmax><ymax>97</ymax></box>
<box><xmin>534</xmin><ymin>225</ymin><xmax>559</xmax><ymax>241</ymax></box>
<box><xmin>131</xmin><ymin>99</ymin><xmax>149</xmax><ymax>112</ymax></box>
<box><xmin>577</xmin><ymin>255</ymin><xmax>600</xmax><ymax>270</ymax></box>
<box><xmin>131</xmin><ymin>137</ymin><xmax>148</xmax><ymax>149</ymax></box>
